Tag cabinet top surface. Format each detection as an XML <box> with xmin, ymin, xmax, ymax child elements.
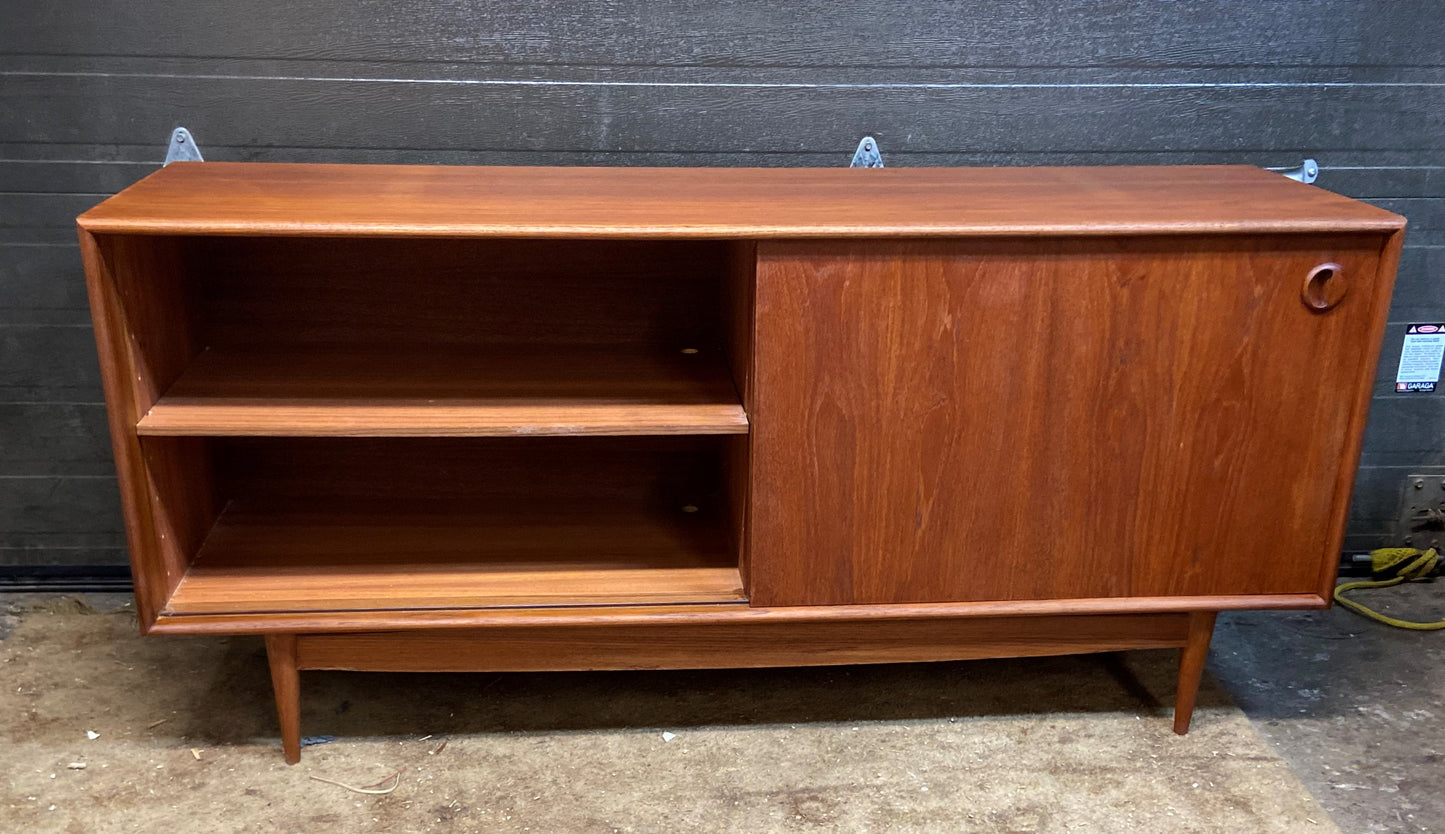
<box><xmin>78</xmin><ymin>162</ymin><xmax>1404</xmax><ymax>238</ymax></box>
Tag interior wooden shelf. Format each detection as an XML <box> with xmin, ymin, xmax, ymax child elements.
<box><xmin>164</xmin><ymin>499</ymin><xmax>744</xmax><ymax>616</ymax></box>
<box><xmin>138</xmin><ymin>345</ymin><xmax>749</xmax><ymax>437</ymax></box>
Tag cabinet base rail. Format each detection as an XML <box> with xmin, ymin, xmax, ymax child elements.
<box><xmin>263</xmin><ymin>610</ymin><xmax>1217</xmax><ymax>763</ymax></box>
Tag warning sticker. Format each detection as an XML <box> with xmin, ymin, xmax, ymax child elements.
<box><xmin>1396</xmin><ymin>323</ymin><xmax>1445</xmax><ymax>392</ymax></box>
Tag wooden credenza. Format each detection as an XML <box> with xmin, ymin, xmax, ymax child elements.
<box><xmin>78</xmin><ymin>163</ymin><xmax>1404</xmax><ymax>762</ymax></box>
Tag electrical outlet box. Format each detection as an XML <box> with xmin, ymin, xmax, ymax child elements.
<box><xmin>1395</xmin><ymin>474</ymin><xmax>1445</xmax><ymax>550</ymax></box>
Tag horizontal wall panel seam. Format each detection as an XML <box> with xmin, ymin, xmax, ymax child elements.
<box><xmin>10</xmin><ymin>70</ymin><xmax>1445</xmax><ymax>89</ymax></box>
<box><xmin>7</xmin><ymin>54</ymin><xmax>1445</xmax><ymax>73</ymax></box>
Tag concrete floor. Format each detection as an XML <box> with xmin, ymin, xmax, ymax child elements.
<box><xmin>1212</xmin><ymin>581</ymin><xmax>1445</xmax><ymax>834</ymax></box>
<box><xmin>1</xmin><ymin>586</ymin><xmax>1440</xmax><ymax>833</ymax></box>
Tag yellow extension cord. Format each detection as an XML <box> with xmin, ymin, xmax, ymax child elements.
<box><xmin>1333</xmin><ymin>547</ymin><xmax>1445</xmax><ymax>630</ymax></box>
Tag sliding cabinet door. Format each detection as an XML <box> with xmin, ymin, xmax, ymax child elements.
<box><xmin>748</xmin><ymin>235</ymin><xmax>1391</xmax><ymax>606</ymax></box>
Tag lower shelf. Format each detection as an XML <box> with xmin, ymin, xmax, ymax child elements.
<box><xmin>164</xmin><ymin>500</ymin><xmax>744</xmax><ymax>616</ymax></box>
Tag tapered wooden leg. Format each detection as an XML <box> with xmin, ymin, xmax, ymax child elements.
<box><xmin>1173</xmin><ymin>611</ymin><xmax>1217</xmax><ymax>735</ymax></box>
<box><xmin>264</xmin><ymin>634</ymin><xmax>301</xmax><ymax>764</ymax></box>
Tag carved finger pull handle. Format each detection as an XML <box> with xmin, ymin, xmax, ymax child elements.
<box><xmin>1301</xmin><ymin>262</ymin><xmax>1346</xmax><ymax>312</ymax></box>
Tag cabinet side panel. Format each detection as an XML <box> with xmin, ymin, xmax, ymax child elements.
<box><xmin>723</xmin><ymin>240</ymin><xmax>757</xmax><ymax>409</ymax></box>
<box><xmin>107</xmin><ymin>236</ymin><xmax>201</xmax><ymax>409</ymax></box>
<box><xmin>1317</xmin><ymin>227</ymin><xmax>1405</xmax><ymax>600</ymax></box>
<box><xmin>723</xmin><ymin>241</ymin><xmax>756</xmax><ymax>583</ymax></box>
<box><xmin>141</xmin><ymin>435</ymin><xmax>221</xmax><ymax>609</ymax></box>
<box><xmin>79</xmin><ymin>232</ymin><xmax>200</xmax><ymax>626</ymax></box>
<box><xmin>749</xmin><ymin>236</ymin><xmax>1386</xmax><ymax>607</ymax></box>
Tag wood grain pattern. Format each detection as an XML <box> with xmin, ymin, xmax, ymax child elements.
<box><xmin>149</xmin><ymin>594</ymin><xmax>1325</xmax><ymax>635</ymax></box>
<box><xmin>214</xmin><ymin>435</ymin><xmax>731</xmax><ymax>508</ymax></box>
<box><xmin>749</xmin><ymin>234</ymin><xmax>1392</xmax><ymax>606</ymax></box>
<box><xmin>79</xmin><ymin>232</ymin><xmax>200</xmax><ymax>626</ymax></box>
<box><xmin>191</xmin><ymin>236</ymin><xmax>729</xmax><ymax>350</ymax></box>
<box><xmin>723</xmin><ymin>242</ymin><xmax>756</xmax><ymax>583</ymax></box>
<box><xmin>95</xmin><ymin>237</ymin><xmax>198</xmax><ymax>425</ymax></box>
<box><xmin>263</xmin><ymin>634</ymin><xmax>301</xmax><ymax>764</ymax></box>
<box><xmin>1172</xmin><ymin>611</ymin><xmax>1217</xmax><ymax>735</ymax></box>
<box><xmin>723</xmin><ymin>241</ymin><xmax>757</xmax><ymax>411</ymax></box>
<box><xmin>74</xmin><ymin>164</ymin><xmax>1401</xmax><ymax>756</ymax></box>
<box><xmin>160</xmin><ymin>435</ymin><xmax>742</xmax><ymax>616</ymax></box>
<box><xmin>1318</xmin><ymin>228</ymin><xmax>1406</xmax><ymax>601</ymax></box>
<box><xmin>77</xmin><ymin>164</ymin><xmax>1402</xmax><ymax>239</ymax></box>
<box><xmin>292</xmin><ymin>613</ymin><xmax>1192</xmax><ymax>673</ymax></box>
<box><xmin>19</xmin><ymin>217</ymin><xmax>1438</xmax><ymax>487</ymax></box>
<box><xmin>15</xmin><ymin>0</ymin><xmax>1441</xmax><ymax>573</ymax></box>
<box><xmin>164</xmin><ymin>499</ymin><xmax>743</xmax><ymax>615</ymax></box>
<box><xmin>138</xmin><ymin>436</ymin><xmax>220</xmax><ymax>589</ymax></box>
<box><xmin>138</xmin><ymin>345</ymin><xmax>747</xmax><ymax>437</ymax></box>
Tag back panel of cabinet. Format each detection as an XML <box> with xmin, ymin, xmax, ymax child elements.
<box><xmin>747</xmin><ymin>235</ymin><xmax>1391</xmax><ymax>606</ymax></box>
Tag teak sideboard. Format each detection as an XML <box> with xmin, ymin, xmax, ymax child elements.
<box><xmin>78</xmin><ymin>163</ymin><xmax>1404</xmax><ymax>762</ymax></box>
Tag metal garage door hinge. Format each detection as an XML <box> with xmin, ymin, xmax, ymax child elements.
<box><xmin>164</xmin><ymin>127</ymin><xmax>204</xmax><ymax>165</ymax></box>
<box><xmin>1279</xmin><ymin>158</ymin><xmax>1318</xmax><ymax>184</ymax></box>
<box><xmin>850</xmin><ymin>136</ymin><xmax>885</xmax><ymax>168</ymax></box>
